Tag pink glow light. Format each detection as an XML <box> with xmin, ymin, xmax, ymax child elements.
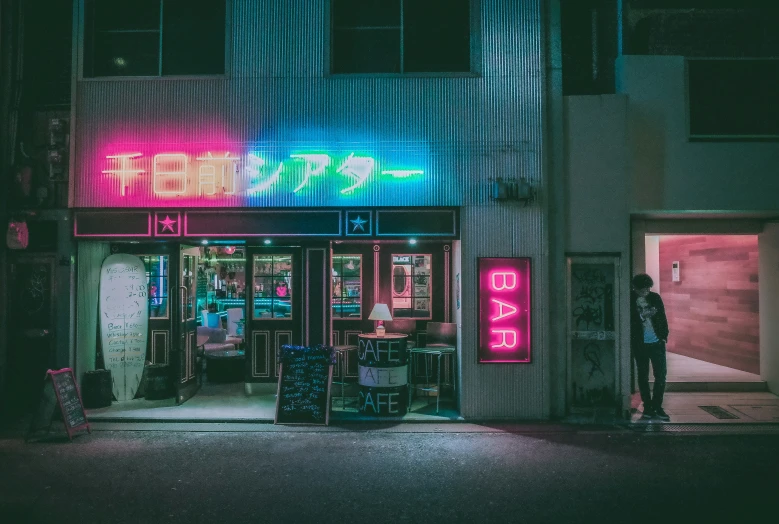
<box><xmin>478</xmin><ymin>258</ymin><xmax>531</xmax><ymax>363</ymax></box>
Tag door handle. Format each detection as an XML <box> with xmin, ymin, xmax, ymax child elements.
<box><xmin>180</xmin><ymin>285</ymin><xmax>188</xmax><ymax>322</ymax></box>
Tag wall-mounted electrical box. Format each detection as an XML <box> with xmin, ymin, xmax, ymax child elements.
<box><xmin>672</xmin><ymin>261</ymin><xmax>680</xmax><ymax>282</ymax></box>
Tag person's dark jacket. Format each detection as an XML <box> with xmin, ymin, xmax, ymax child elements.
<box><xmin>630</xmin><ymin>291</ymin><xmax>669</xmax><ymax>346</ymax></box>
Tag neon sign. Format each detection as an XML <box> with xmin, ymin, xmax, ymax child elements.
<box><xmin>478</xmin><ymin>257</ymin><xmax>531</xmax><ymax>363</ymax></box>
<box><xmin>101</xmin><ymin>149</ymin><xmax>424</xmax><ymax>199</ymax></box>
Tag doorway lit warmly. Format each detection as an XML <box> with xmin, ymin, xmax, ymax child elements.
<box><xmin>643</xmin><ymin>235</ymin><xmax>764</xmax><ymax>389</ymax></box>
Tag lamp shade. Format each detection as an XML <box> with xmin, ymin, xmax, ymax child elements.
<box><xmin>368</xmin><ymin>303</ymin><xmax>393</xmax><ymax>322</ymax></box>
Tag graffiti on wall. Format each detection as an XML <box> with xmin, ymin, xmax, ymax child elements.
<box><xmin>570</xmin><ymin>263</ymin><xmax>616</xmax><ymax>407</ymax></box>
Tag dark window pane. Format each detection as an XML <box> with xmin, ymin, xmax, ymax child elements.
<box><xmin>162</xmin><ymin>0</ymin><xmax>226</xmax><ymax>75</ymax></box>
<box><xmin>333</xmin><ymin>0</ymin><xmax>400</xmax><ymax>27</ymax></box>
<box><xmin>89</xmin><ymin>0</ymin><xmax>160</xmax><ymax>31</ymax></box>
<box><xmin>332</xmin><ymin>29</ymin><xmax>401</xmax><ymax>73</ymax></box>
<box><xmin>689</xmin><ymin>60</ymin><xmax>779</xmax><ymax>136</ymax></box>
<box><xmin>90</xmin><ymin>32</ymin><xmax>160</xmax><ymax>76</ymax></box>
<box><xmin>404</xmin><ymin>0</ymin><xmax>471</xmax><ymax>72</ymax></box>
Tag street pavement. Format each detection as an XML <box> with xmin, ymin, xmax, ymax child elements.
<box><xmin>1</xmin><ymin>423</ymin><xmax>777</xmax><ymax>523</ymax></box>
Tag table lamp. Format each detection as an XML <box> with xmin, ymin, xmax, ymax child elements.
<box><xmin>368</xmin><ymin>303</ymin><xmax>392</xmax><ymax>337</ymax></box>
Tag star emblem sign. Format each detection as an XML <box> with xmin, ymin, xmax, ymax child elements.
<box><xmin>159</xmin><ymin>215</ymin><xmax>177</xmax><ymax>233</ymax></box>
<box><xmin>350</xmin><ymin>215</ymin><xmax>367</xmax><ymax>232</ymax></box>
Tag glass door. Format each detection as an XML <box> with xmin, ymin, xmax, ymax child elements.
<box><xmin>176</xmin><ymin>246</ymin><xmax>200</xmax><ymax>404</ymax></box>
<box><xmin>246</xmin><ymin>246</ymin><xmax>302</xmax><ymax>383</ymax></box>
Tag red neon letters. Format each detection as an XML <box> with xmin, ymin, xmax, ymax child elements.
<box><xmin>478</xmin><ymin>258</ymin><xmax>531</xmax><ymax>363</ymax></box>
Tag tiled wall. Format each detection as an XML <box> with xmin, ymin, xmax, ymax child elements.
<box><xmin>659</xmin><ymin>235</ymin><xmax>759</xmax><ymax>374</ymax></box>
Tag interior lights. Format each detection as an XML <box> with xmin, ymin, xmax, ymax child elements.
<box><xmin>263</xmin><ymin>239</ymin><xmax>272</xmax><ymax>245</ymax></box>
<box><xmin>201</xmin><ymin>240</ymin><xmax>209</xmax><ymax>245</ymax></box>
<box><xmin>408</xmin><ymin>238</ymin><xmax>418</xmax><ymax>245</ymax></box>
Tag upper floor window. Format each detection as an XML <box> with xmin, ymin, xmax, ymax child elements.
<box><xmin>688</xmin><ymin>59</ymin><xmax>779</xmax><ymax>138</ymax></box>
<box><xmin>331</xmin><ymin>0</ymin><xmax>471</xmax><ymax>74</ymax></box>
<box><xmin>84</xmin><ymin>0</ymin><xmax>226</xmax><ymax>78</ymax></box>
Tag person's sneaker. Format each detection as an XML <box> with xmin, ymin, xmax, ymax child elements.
<box><xmin>654</xmin><ymin>408</ymin><xmax>670</xmax><ymax>421</ymax></box>
<box><xmin>640</xmin><ymin>408</ymin><xmax>655</xmax><ymax>420</ymax></box>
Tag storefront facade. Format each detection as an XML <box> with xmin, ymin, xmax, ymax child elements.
<box><xmin>67</xmin><ymin>0</ymin><xmax>558</xmax><ymax>419</ymax></box>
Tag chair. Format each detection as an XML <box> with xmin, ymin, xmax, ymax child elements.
<box><xmin>384</xmin><ymin>319</ymin><xmax>417</xmax><ymax>349</ymax></box>
<box><xmin>408</xmin><ymin>322</ymin><xmax>457</xmax><ymax>414</ymax></box>
<box><xmin>201</xmin><ymin>310</ymin><xmax>220</xmax><ymax>328</ymax></box>
<box><xmin>225</xmin><ymin>308</ymin><xmax>244</xmax><ymax>347</ymax></box>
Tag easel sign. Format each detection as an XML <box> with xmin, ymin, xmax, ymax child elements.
<box><xmin>26</xmin><ymin>368</ymin><xmax>91</xmax><ymax>442</ymax></box>
<box><xmin>275</xmin><ymin>345</ymin><xmax>335</xmax><ymax>426</ymax></box>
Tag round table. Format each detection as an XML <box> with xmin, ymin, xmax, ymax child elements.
<box><xmin>356</xmin><ymin>333</ymin><xmax>408</xmax><ymax>416</ymax></box>
<box><xmin>205</xmin><ymin>349</ymin><xmax>245</xmax><ymax>383</ymax></box>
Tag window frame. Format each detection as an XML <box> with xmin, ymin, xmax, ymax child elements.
<box><xmin>390</xmin><ymin>253</ymin><xmax>432</xmax><ymax>320</ymax></box>
<box><xmin>332</xmin><ymin>254</ymin><xmax>363</xmax><ymax>320</ymax></box>
<box><xmin>140</xmin><ymin>254</ymin><xmax>169</xmax><ymax>319</ymax></box>
<box><xmin>252</xmin><ymin>254</ymin><xmax>294</xmax><ymax>321</ymax></box>
<box><xmin>326</xmin><ymin>0</ymin><xmax>481</xmax><ymax>77</ymax></box>
<box><xmin>79</xmin><ymin>0</ymin><xmax>232</xmax><ymax>81</ymax></box>
<box><xmin>686</xmin><ymin>57</ymin><xmax>779</xmax><ymax>141</ymax></box>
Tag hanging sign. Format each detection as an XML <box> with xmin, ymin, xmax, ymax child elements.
<box><xmin>99</xmin><ymin>254</ymin><xmax>149</xmax><ymax>401</ymax></box>
<box><xmin>478</xmin><ymin>257</ymin><xmax>532</xmax><ymax>363</ymax></box>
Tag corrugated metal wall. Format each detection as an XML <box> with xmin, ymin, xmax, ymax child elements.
<box><xmin>73</xmin><ymin>0</ymin><xmax>550</xmax><ymax>418</ymax></box>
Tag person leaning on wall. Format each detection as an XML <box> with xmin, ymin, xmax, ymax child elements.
<box><xmin>630</xmin><ymin>273</ymin><xmax>670</xmax><ymax>421</ymax></box>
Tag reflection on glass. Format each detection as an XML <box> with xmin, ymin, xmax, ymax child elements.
<box><xmin>141</xmin><ymin>255</ymin><xmax>169</xmax><ymax>319</ymax></box>
<box><xmin>332</xmin><ymin>255</ymin><xmax>362</xmax><ymax>319</ymax></box>
<box><xmin>182</xmin><ymin>254</ymin><xmax>196</xmax><ymax>321</ymax></box>
<box><xmin>196</xmin><ymin>246</ymin><xmax>247</xmax><ymax>325</ymax></box>
<box><xmin>253</xmin><ymin>255</ymin><xmax>293</xmax><ymax>320</ymax></box>
<box><xmin>391</xmin><ymin>254</ymin><xmax>431</xmax><ymax>319</ymax></box>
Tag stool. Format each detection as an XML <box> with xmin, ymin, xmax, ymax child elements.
<box><xmin>332</xmin><ymin>345</ymin><xmax>356</xmax><ymax>408</ymax></box>
<box><xmin>408</xmin><ymin>347</ymin><xmax>455</xmax><ymax>414</ymax></box>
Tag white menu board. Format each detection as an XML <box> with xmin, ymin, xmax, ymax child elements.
<box><xmin>99</xmin><ymin>254</ymin><xmax>149</xmax><ymax>401</ymax></box>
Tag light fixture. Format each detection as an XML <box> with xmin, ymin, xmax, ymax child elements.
<box><xmin>263</xmin><ymin>239</ymin><xmax>272</xmax><ymax>245</ymax></box>
<box><xmin>408</xmin><ymin>238</ymin><xmax>417</xmax><ymax>245</ymax></box>
<box><xmin>201</xmin><ymin>240</ymin><xmax>209</xmax><ymax>245</ymax></box>
<box><xmin>368</xmin><ymin>303</ymin><xmax>392</xmax><ymax>337</ymax></box>
<box><xmin>223</xmin><ymin>246</ymin><xmax>236</xmax><ymax>255</ymax></box>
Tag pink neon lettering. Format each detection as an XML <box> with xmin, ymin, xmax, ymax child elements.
<box><xmin>195</xmin><ymin>152</ymin><xmax>238</xmax><ymax>195</ymax></box>
<box><xmin>153</xmin><ymin>154</ymin><xmax>188</xmax><ymax>195</ymax></box>
<box><xmin>490</xmin><ymin>329</ymin><xmax>518</xmax><ymax>350</ymax></box>
<box><xmin>490</xmin><ymin>298</ymin><xmax>518</xmax><ymax>321</ymax></box>
<box><xmin>490</xmin><ymin>271</ymin><xmax>518</xmax><ymax>291</ymax></box>
<box><xmin>102</xmin><ymin>153</ymin><xmax>144</xmax><ymax>196</ymax></box>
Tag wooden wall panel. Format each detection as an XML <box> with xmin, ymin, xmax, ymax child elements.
<box><xmin>659</xmin><ymin>235</ymin><xmax>759</xmax><ymax>374</ymax></box>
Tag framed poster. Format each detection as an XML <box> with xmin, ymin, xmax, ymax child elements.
<box><xmin>477</xmin><ymin>257</ymin><xmax>531</xmax><ymax>363</ymax></box>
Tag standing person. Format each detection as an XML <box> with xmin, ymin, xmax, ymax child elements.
<box><xmin>631</xmin><ymin>273</ymin><xmax>670</xmax><ymax>420</ymax></box>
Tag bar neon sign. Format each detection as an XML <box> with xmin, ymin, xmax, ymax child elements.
<box><xmin>101</xmin><ymin>150</ymin><xmax>424</xmax><ymax>199</ymax></box>
<box><xmin>478</xmin><ymin>257</ymin><xmax>531</xmax><ymax>363</ymax></box>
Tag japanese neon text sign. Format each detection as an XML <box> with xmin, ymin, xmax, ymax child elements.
<box><xmin>101</xmin><ymin>149</ymin><xmax>424</xmax><ymax>200</ymax></box>
<box><xmin>478</xmin><ymin>257</ymin><xmax>531</xmax><ymax>363</ymax></box>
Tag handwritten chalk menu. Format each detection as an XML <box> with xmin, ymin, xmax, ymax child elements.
<box><xmin>27</xmin><ymin>369</ymin><xmax>91</xmax><ymax>441</ymax></box>
<box><xmin>275</xmin><ymin>345</ymin><xmax>335</xmax><ymax>425</ymax></box>
<box><xmin>100</xmin><ymin>254</ymin><xmax>149</xmax><ymax>401</ymax></box>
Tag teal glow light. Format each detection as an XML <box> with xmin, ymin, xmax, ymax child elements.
<box><xmin>382</xmin><ymin>170</ymin><xmax>424</xmax><ymax>178</ymax></box>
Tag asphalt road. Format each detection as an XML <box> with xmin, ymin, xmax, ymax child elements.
<box><xmin>1</xmin><ymin>425</ymin><xmax>777</xmax><ymax>523</ymax></box>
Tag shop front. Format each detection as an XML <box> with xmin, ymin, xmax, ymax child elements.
<box><xmin>72</xmin><ymin>145</ymin><xmax>460</xmax><ymax>420</ymax></box>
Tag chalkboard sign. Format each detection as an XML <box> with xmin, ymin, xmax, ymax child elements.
<box><xmin>26</xmin><ymin>369</ymin><xmax>91</xmax><ymax>441</ymax></box>
<box><xmin>275</xmin><ymin>345</ymin><xmax>335</xmax><ymax>425</ymax></box>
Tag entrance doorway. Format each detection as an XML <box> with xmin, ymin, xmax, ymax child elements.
<box><xmin>642</xmin><ymin>234</ymin><xmax>764</xmax><ymax>390</ymax></box>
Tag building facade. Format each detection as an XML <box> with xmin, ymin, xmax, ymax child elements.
<box><xmin>61</xmin><ymin>0</ymin><xmax>559</xmax><ymax>420</ymax></box>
